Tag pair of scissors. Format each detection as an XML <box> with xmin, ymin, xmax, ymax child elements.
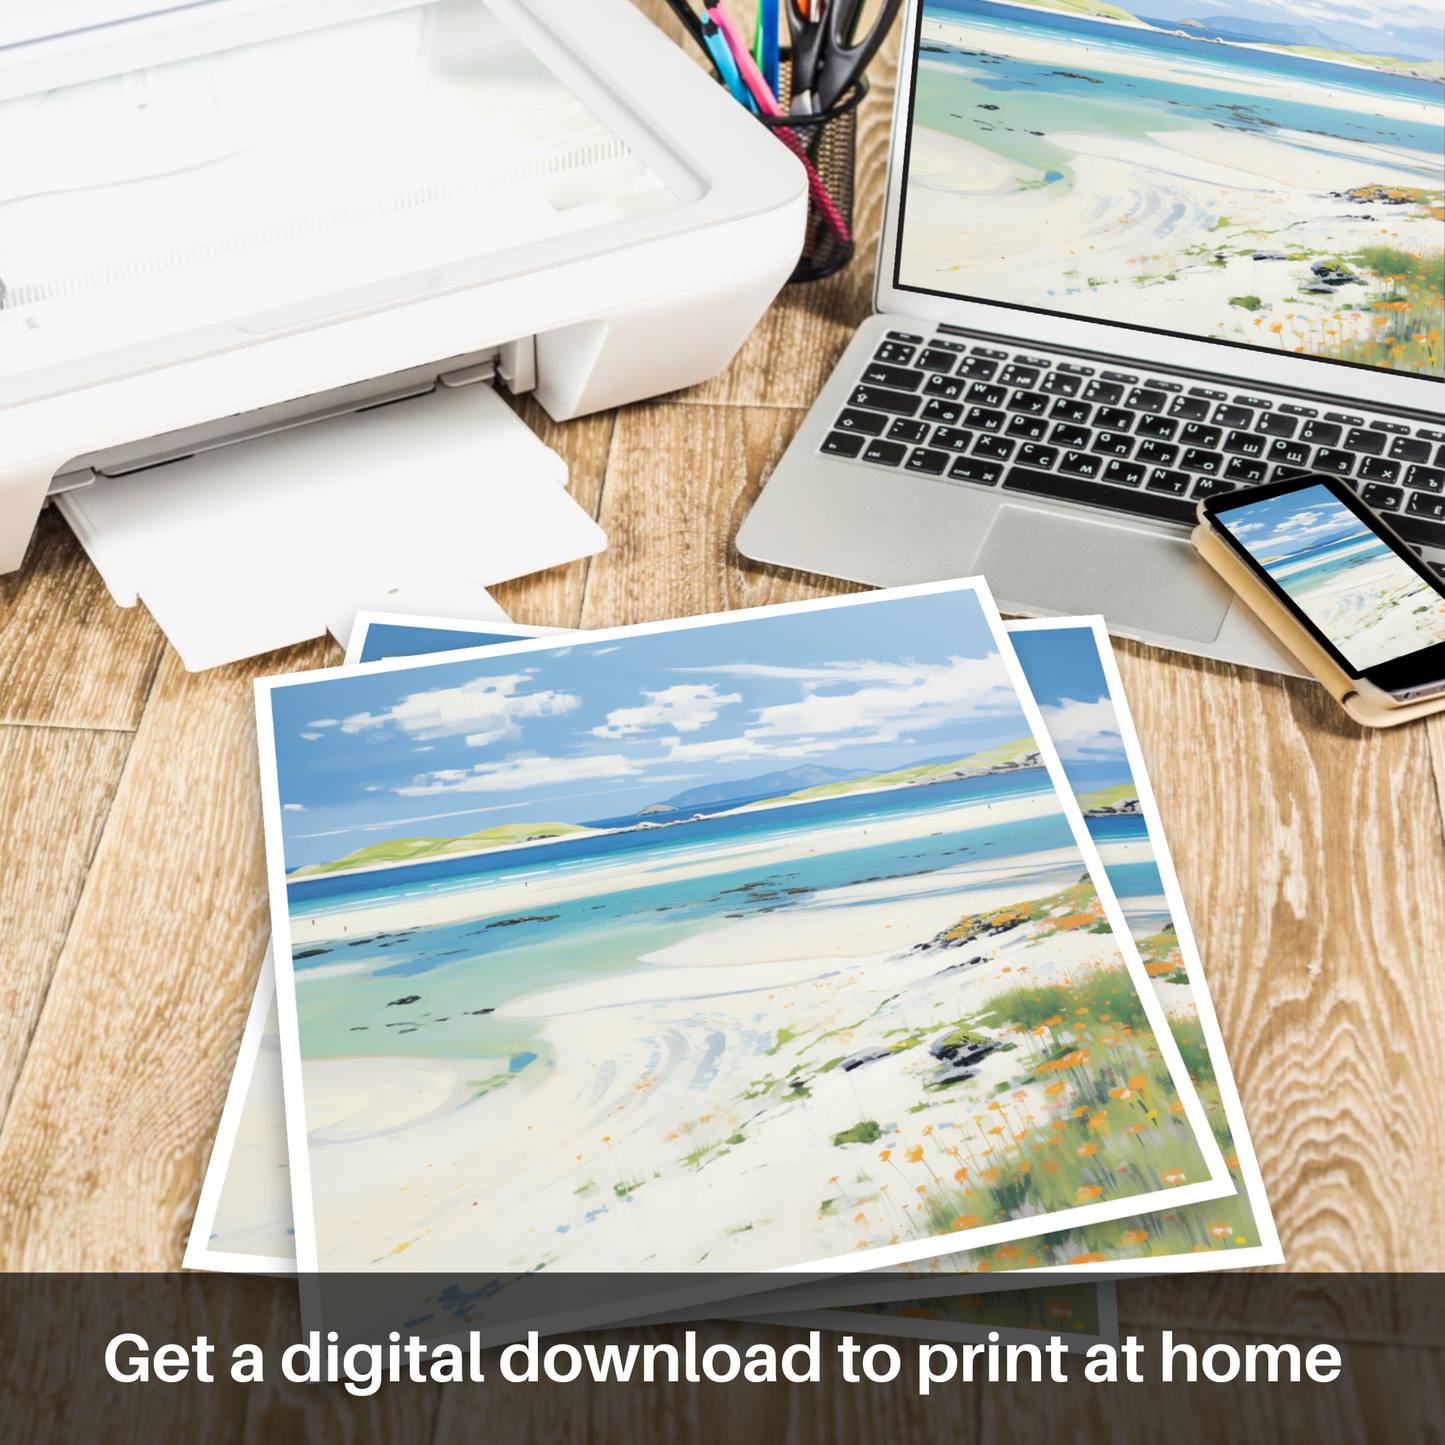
<box><xmin>785</xmin><ymin>0</ymin><xmax>902</xmax><ymax>113</ymax></box>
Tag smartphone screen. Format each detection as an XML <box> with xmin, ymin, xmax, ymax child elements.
<box><xmin>1204</xmin><ymin>476</ymin><xmax>1445</xmax><ymax>695</ymax></box>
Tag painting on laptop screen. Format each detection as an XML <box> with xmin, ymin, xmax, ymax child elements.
<box><xmin>898</xmin><ymin>0</ymin><xmax>1444</xmax><ymax>377</ymax></box>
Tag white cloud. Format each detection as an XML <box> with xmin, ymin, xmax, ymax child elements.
<box><xmin>591</xmin><ymin>684</ymin><xmax>742</xmax><ymax>739</ymax></box>
<box><xmin>395</xmin><ymin>752</ymin><xmax>643</xmax><ymax>796</ymax></box>
<box><xmin>300</xmin><ymin>732</ymin><xmax>323</xmax><ymax>741</ymax></box>
<box><xmin>339</xmin><ymin>674</ymin><xmax>580</xmax><ymax>747</ymax></box>
<box><xmin>307</xmin><ymin>719</ymin><xmax>340</xmax><ymax>728</ymax></box>
<box><xmin>283</xmin><ymin>803</ymin><xmax>306</xmax><ymax>812</ymax></box>
<box><xmin>665</xmin><ymin>654</ymin><xmax>1016</xmax><ymax>762</ymax></box>
<box><xmin>1038</xmin><ymin>697</ymin><xmax>1125</xmax><ymax>763</ymax></box>
<box><xmin>1231</xmin><ymin>522</ymin><xmax>1265</xmax><ymax>534</ymax></box>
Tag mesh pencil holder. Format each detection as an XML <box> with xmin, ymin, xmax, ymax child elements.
<box><xmin>759</xmin><ymin>70</ymin><xmax>868</xmax><ymax>284</ymax></box>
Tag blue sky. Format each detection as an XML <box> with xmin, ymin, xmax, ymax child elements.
<box><xmin>1217</xmin><ymin>484</ymin><xmax>1367</xmax><ymax>562</ymax></box>
<box><xmin>269</xmin><ymin>590</ymin><xmax>1033</xmax><ymax>866</ymax></box>
<box><xmin>1009</xmin><ymin>626</ymin><xmax>1134</xmax><ymax>797</ymax></box>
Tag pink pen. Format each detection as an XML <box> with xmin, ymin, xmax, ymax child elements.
<box><xmin>706</xmin><ymin>2</ymin><xmax>853</xmax><ymax>247</ymax></box>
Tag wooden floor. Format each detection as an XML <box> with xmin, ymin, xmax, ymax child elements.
<box><xmin>2</xmin><ymin>5</ymin><xmax>1443</xmax><ymax>1439</ymax></box>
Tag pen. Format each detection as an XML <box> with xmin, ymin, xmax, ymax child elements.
<box><xmin>753</xmin><ymin>0</ymin><xmax>780</xmax><ymax>99</ymax></box>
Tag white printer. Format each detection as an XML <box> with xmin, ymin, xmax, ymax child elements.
<box><xmin>0</xmin><ymin>0</ymin><xmax>806</xmax><ymax>664</ymax></box>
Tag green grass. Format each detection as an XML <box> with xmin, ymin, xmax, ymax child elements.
<box><xmin>1229</xmin><ymin>294</ymin><xmax>1263</xmax><ymax>312</ymax></box>
<box><xmin>1075</xmin><ymin>784</ymin><xmax>1138</xmax><ymax>811</ymax></box>
<box><xmin>290</xmin><ymin>821</ymin><xmax>602</xmax><ymax>875</ymax></box>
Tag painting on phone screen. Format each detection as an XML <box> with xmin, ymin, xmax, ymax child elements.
<box><xmin>1219</xmin><ymin>482</ymin><xmax>1445</xmax><ymax>668</ymax></box>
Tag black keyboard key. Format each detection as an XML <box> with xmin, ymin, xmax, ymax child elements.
<box><xmin>957</xmin><ymin>356</ymin><xmax>999</xmax><ymax>380</ymax></box>
<box><xmin>1192</xmin><ymin>477</ymin><xmax>1236</xmax><ymax>499</ymax></box>
<box><xmin>821</xmin><ymin>431</ymin><xmax>865</xmax><ymax>457</ymax></box>
<box><xmin>930</xmin><ymin>339</ymin><xmax>969</xmax><ymax>353</ymax></box>
<box><xmin>1361</xmin><ymin>483</ymin><xmax>1402</xmax><ymax>511</ymax></box>
<box><xmin>967</xmin><ymin>382</ymin><xmax>1008</xmax><ymax>407</ymax></box>
<box><xmin>1004</xmin><ymin>465</ymin><xmax>1196</xmax><ymax>524</ymax></box>
<box><xmin>1136</xmin><ymin>439</ymin><xmax>1179</xmax><ymax>467</ymax></box>
<box><xmin>970</xmin><ymin>346</ymin><xmax>1009</xmax><ymax>360</ymax></box>
<box><xmin>1421</xmin><ymin>428</ymin><xmax>1445</xmax><ymax>443</ymax></box>
<box><xmin>1189</xmin><ymin>386</ymin><xmax>1228</xmax><ymax>401</ymax></box>
<box><xmin>850</xmin><ymin>385</ymin><xmax>921</xmax><ymax>417</ymax></box>
<box><xmin>916</xmin><ymin>347</ymin><xmax>959</xmax><ymax>373</ymax></box>
<box><xmin>1051</xmin><ymin>423</ymin><xmax>1091</xmax><ymax>450</ymax></box>
<box><xmin>835</xmin><ymin>408</ymin><xmax>889</xmax><ymax>436</ymax></box>
<box><xmin>1126</xmin><ymin>387</ymin><xmax>1167</xmax><ymax>413</ymax></box>
<box><xmin>1147</xmin><ymin>469</ymin><xmax>1192</xmax><ymax>495</ymax></box>
<box><xmin>1136</xmin><ymin>414</ymin><xmax>1178</xmax><ymax>441</ymax></box>
<box><xmin>1272</xmin><ymin>465</ymin><xmax>1316</xmax><ymax>483</ymax></box>
<box><xmin>930</xmin><ymin>427</ymin><xmax>974</xmax><ymax>452</ymax></box>
<box><xmin>1406</xmin><ymin>491</ymin><xmax>1445</xmax><ymax>521</ymax></box>
<box><xmin>1436</xmin><ymin>445</ymin><xmax>1445</xmax><ymax>466</ymax></box>
<box><xmin>1008</xmin><ymin>390</ymin><xmax>1050</xmax><ymax>416</ymax></box>
<box><xmin>1314</xmin><ymin>448</ymin><xmax>1354</xmax><ymax>476</ymax></box>
<box><xmin>1169</xmin><ymin>395</ymin><xmax>1211</xmax><ymax>421</ymax></box>
<box><xmin>1181</xmin><ymin>448</ymin><xmax>1223</xmax><ymax>475</ymax></box>
<box><xmin>1392</xmin><ymin>513</ymin><xmax>1445</xmax><ymax>551</ymax></box>
<box><xmin>1102</xmin><ymin>370</ymin><xmax>1138</xmax><ymax>384</ymax></box>
<box><xmin>1095</xmin><ymin>405</ymin><xmax>1134</xmax><ymax>432</ymax></box>
<box><xmin>860</xmin><ymin>438</ymin><xmax>908</xmax><ymax>467</ymax></box>
<box><xmin>1268</xmin><ymin>438</ymin><xmax>1311</xmax><ymax>468</ymax></box>
<box><xmin>1103</xmin><ymin>459</ymin><xmax>1145</xmax><ymax>487</ymax></box>
<box><xmin>1224</xmin><ymin>430</ymin><xmax>1266</xmax><ymax>458</ymax></box>
<box><xmin>1346</xmin><ymin>427</ymin><xmax>1385</xmax><ymax>456</ymax></box>
<box><xmin>1225</xmin><ymin>456</ymin><xmax>1268</xmax><ymax>483</ymax></box>
<box><xmin>1050</xmin><ymin>398</ymin><xmax>1092</xmax><ymax>425</ymax></box>
<box><xmin>995</xmin><ymin>364</ymin><xmax>1038</xmax><ymax>390</ymax></box>
<box><xmin>1092</xmin><ymin>432</ymin><xmax>1134</xmax><ymax>458</ymax></box>
<box><xmin>1006</xmin><ymin>414</ymin><xmax>1048</xmax><ymax>441</ymax></box>
<box><xmin>1060</xmin><ymin>450</ymin><xmax>1103</xmax><ymax>478</ymax></box>
<box><xmin>1017</xmin><ymin>444</ymin><xmax>1058</xmax><ymax>469</ymax></box>
<box><xmin>948</xmin><ymin>457</ymin><xmax>1003</xmax><ymax>485</ymax></box>
<box><xmin>874</xmin><ymin>341</ymin><xmax>917</xmax><ymax>365</ymax></box>
<box><xmin>1180</xmin><ymin>423</ymin><xmax>1222</xmax><ymax>449</ymax></box>
<box><xmin>1083</xmin><ymin>379</ymin><xmax>1123</xmax><ymax>405</ymax></box>
<box><xmin>887</xmin><ymin>418</ymin><xmax>932</xmax><ymax>444</ymax></box>
<box><xmin>1259</xmin><ymin>413</ymin><xmax>1300</xmax><ymax>438</ymax></box>
<box><xmin>906</xmin><ymin>447</ymin><xmax>951</xmax><ymax>476</ymax></box>
<box><xmin>1359</xmin><ymin>457</ymin><xmax>1399</xmax><ymax>483</ymax></box>
<box><xmin>965</xmin><ymin>406</ymin><xmax>1006</xmax><ymax>433</ymax></box>
<box><xmin>1014</xmin><ymin>354</ymin><xmax>1051</xmax><ymax>368</ymax></box>
<box><xmin>1298</xmin><ymin>419</ymin><xmax>1339</xmax><ymax>446</ymax></box>
<box><xmin>1145</xmin><ymin>378</ymin><xmax>1181</xmax><ymax>394</ymax></box>
<box><xmin>1390</xmin><ymin>436</ymin><xmax>1432</xmax><ymax>464</ymax></box>
<box><xmin>1326</xmin><ymin>411</ymin><xmax>1363</xmax><ymax>426</ymax></box>
<box><xmin>863</xmin><ymin>362</ymin><xmax>925</xmax><ymax>389</ymax></box>
<box><xmin>1058</xmin><ymin>362</ymin><xmax>1095</xmax><ymax>376</ymax></box>
<box><xmin>923</xmin><ymin>374</ymin><xmax>966</xmax><ymax>401</ymax></box>
<box><xmin>1215</xmin><ymin>404</ymin><xmax>1254</xmax><ymax>429</ymax></box>
<box><xmin>1280</xmin><ymin>404</ymin><xmax>1318</xmax><ymax>418</ymax></box>
<box><xmin>886</xmin><ymin>330</ymin><xmax>924</xmax><ymax>343</ymax></box>
<box><xmin>1041</xmin><ymin>372</ymin><xmax>1081</xmax><ymax>397</ymax></box>
<box><xmin>1407</xmin><ymin>465</ymin><xmax>1445</xmax><ymax>493</ymax></box>
<box><xmin>922</xmin><ymin>398</ymin><xmax>963</xmax><ymax>425</ymax></box>
<box><xmin>973</xmin><ymin>435</ymin><xmax>1015</xmax><ymax>462</ymax></box>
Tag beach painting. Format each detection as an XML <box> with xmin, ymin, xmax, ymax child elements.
<box><xmin>256</xmin><ymin>583</ymin><xmax>1229</xmax><ymax>1278</ymax></box>
<box><xmin>902</xmin><ymin>0</ymin><xmax>1443</xmax><ymax>375</ymax></box>
<box><xmin>1217</xmin><ymin>482</ymin><xmax>1445</xmax><ymax>670</ymax></box>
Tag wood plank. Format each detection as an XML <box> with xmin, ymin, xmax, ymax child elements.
<box><xmin>1107</xmin><ymin>636</ymin><xmax>1445</xmax><ymax>1273</ymax></box>
<box><xmin>490</xmin><ymin>397</ymin><xmax>614</xmax><ymax>631</ymax></box>
<box><xmin>579</xmin><ymin>403</ymin><xmax>866</xmax><ymax>631</ymax></box>
<box><xmin>0</xmin><ymin>509</ymin><xmax>165</xmax><ymax>730</ymax></box>
<box><xmin>431</xmin><ymin>1320</ymin><xmax>982</xmax><ymax>1445</ymax></box>
<box><xmin>0</xmin><ymin>639</ymin><xmax>336</xmax><ymax>1269</ymax></box>
<box><xmin>981</xmin><ymin>1321</ymin><xmax>1437</xmax><ymax>1444</ymax></box>
<box><xmin>0</xmin><ymin>725</ymin><xmax>133</xmax><ymax>1126</ymax></box>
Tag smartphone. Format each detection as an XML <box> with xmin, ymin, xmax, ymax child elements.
<box><xmin>1201</xmin><ymin>474</ymin><xmax>1445</xmax><ymax>705</ymax></box>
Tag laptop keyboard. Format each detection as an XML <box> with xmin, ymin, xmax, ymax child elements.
<box><xmin>821</xmin><ymin>330</ymin><xmax>1445</xmax><ymax>564</ymax></box>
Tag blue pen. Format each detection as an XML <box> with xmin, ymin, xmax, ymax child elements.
<box><xmin>700</xmin><ymin>13</ymin><xmax>755</xmax><ymax>110</ymax></box>
<box><xmin>757</xmin><ymin>0</ymin><xmax>780</xmax><ymax>98</ymax></box>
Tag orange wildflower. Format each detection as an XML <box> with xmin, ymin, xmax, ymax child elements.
<box><xmin>1162</xmin><ymin>1168</ymin><xmax>1186</xmax><ymax>1185</ymax></box>
<box><xmin>1120</xmin><ymin>1229</ymin><xmax>1149</xmax><ymax>1246</ymax></box>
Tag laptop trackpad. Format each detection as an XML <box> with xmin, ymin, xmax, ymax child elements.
<box><xmin>976</xmin><ymin>505</ymin><xmax>1233</xmax><ymax>643</ymax></box>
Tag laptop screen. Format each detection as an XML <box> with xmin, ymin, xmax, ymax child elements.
<box><xmin>894</xmin><ymin>0</ymin><xmax>1444</xmax><ymax>380</ymax></box>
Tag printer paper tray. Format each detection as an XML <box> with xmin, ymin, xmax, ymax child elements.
<box><xmin>57</xmin><ymin>384</ymin><xmax>605</xmax><ymax>671</ymax></box>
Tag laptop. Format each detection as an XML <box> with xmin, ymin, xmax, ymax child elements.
<box><xmin>738</xmin><ymin>0</ymin><xmax>1444</xmax><ymax>673</ymax></box>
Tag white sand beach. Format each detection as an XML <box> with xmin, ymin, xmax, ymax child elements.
<box><xmin>300</xmin><ymin>858</ymin><xmax>1216</xmax><ymax>1275</ymax></box>
<box><xmin>1287</xmin><ymin>553</ymin><xmax>1445</xmax><ymax>670</ymax></box>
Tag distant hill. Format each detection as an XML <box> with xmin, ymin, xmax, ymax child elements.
<box><xmin>288</xmin><ymin>821</ymin><xmax>600</xmax><ymax>877</ymax></box>
<box><xmin>744</xmin><ymin>738</ymin><xmax>1042</xmax><ymax>807</ymax></box>
<box><xmin>660</xmin><ymin>765</ymin><xmax>874</xmax><ymax>809</ymax></box>
<box><xmin>1075</xmin><ymin>784</ymin><xmax>1141</xmax><ymax>815</ymax></box>
<box><xmin>1194</xmin><ymin>15</ymin><xmax>1344</xmax><ymax>48</ymax></box>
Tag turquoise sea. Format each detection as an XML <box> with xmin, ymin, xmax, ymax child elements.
<box><xmin>285</xmin><ymin>770</ymin><xmax>1083</xmax><ymax>1064</ymax></box>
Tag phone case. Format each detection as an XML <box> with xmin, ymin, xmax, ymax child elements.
<box><xmin>1192</xmin><ymin>521</ymin><xmax>1445</xmax><ymax>729</ymax></box>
